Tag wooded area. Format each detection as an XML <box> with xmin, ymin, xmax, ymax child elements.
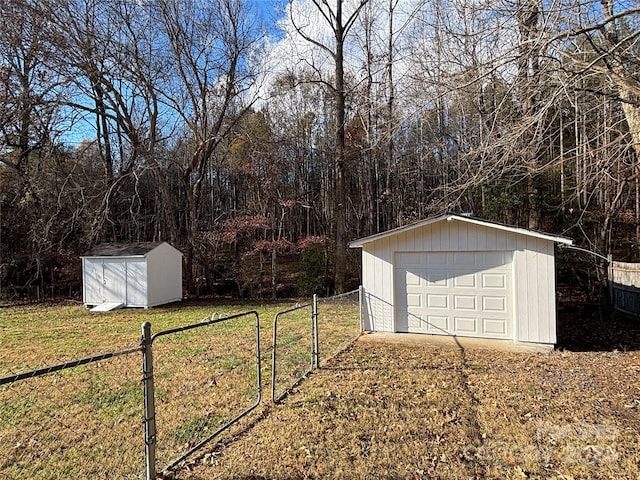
<box><xmin>1</xmin><ymin>0</ymin><xmax>638</xmax><ymax>300</ymax></box>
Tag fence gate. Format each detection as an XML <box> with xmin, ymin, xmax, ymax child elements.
<box><xmin>141</xmin><ymin>310</ymin><xmax>262</xmax><ymax>479</ymax></box>
<box><xmin>271</xmin><ymin>302</ymin><xmax>315</xmax><ymax>403</ymax></box>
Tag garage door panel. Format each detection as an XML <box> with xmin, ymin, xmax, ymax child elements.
<box><xmin>426</xmin><ymin>252</ymin><xmax>448</xmax><ymax>266</ymax></box>
<box><xmin>397</xmin><ymin>252</ymin><xmax>427</xmax><ymax>267</ymax></box>
<box><xmin>407</xmin><ymin>293</ymin><xmax>422</xmax><ymax>307</ymax></box>
<box><xmin>454</xmin><ymin>316</ymin><xmax>478</xmax><ymax>334</ymax></box>
<box><xmin>427</xmin><ymin>315</ymin><xmax>449</xmax><ymax>332</ymax></box>
<box><xmin>483</xmin><ymin>318</ymin><xmax>507</xmax><ymax>335</ymax></box>
<box><xmin>407</xmin><ymin>313</ymin><xmax>425</xmax><ymax>330</ymax></box>
<box><xmin>482</xmin><ymin>252</ymin><xmax>507</xmax><ymax>266</ymax></box>
<box><xmin>396</xmin><ymin>251</ymin><xmax>513</xmax><ymax>339</ymax></box>
<box><xmin>483</xmin><ymin>296</ymin><xmax>506</xmax><ymax>312</ymax></box>
<box><xmin>454</xmin><ymin>274</ymin><xmax>476</xmax><ymax>288</ymax></box>
<box><xmin>427</xmin><ymin>272</ymin><xmax>448</xmax><ymax>286</ymax></box>
<box><xmin>427</xmin><ymin>294</ymin><xmax>448</xmax><ymax>309</ymax></box>
<box><xmin>454</xmin><ymin>252</ymin><xmax>476</xmax><ymax>266</ymax></box>
<box><xmin>406</xmin><ymin>271</ymin><xmax>423</xmax><ymax>286</ymax></box>
<box><xmin>482</xmin><ymin>273</ymin><xmax>507</xmax><ymax>289</ymax></box>
<box><xmin>454</xmin><ymin>295</ymin><xmax>476</xmax><ymax>310</ymax></box>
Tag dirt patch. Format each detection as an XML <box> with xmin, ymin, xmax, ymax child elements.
<box><xmin>556</xmin><ymin>301</ymin><xmax>640</xmax><ymax>351</ymax></box>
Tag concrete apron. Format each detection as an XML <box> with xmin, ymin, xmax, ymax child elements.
<box><xmin>357</xmin><ymin>331</ymin><xmax>554</xmax><ymax>353</ymax></box>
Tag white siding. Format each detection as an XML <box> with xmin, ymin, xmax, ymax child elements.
<box><xmin>359</xmin><ymin>219</ymin><xmax>558</xmax><ymax>345</ymax></box>
<box><xmin>125</xmin><ymin>259</ymin><xmax>147</xmax><ymax>307</ymax></box>
<box><xmin>361</xmin><ymin>238</ymin><xmax>394</xmax><ymax>331</ymax></box>
<box><xmin>146</xmin><ymin>242</ymin><xmax>182</xmax><ymax>307</ymax></box>
<box><xmin>82</xmin><ymin>242</ymin><xmax>182</xmax><ymax>309</ymax></box>
<box><xmin>83</xmin><ymin>258</ymin><xmax>103</xmax><ymax>305</ymax></box>
<box><xmin>102</xmin><ymin>260</ymin><xmax>127</xmax><ymax>303</ymax></box>
<box><xmin>514</xmin><ymin>238</ymin><xmax>556</xmax><ymax>344</ymax></box>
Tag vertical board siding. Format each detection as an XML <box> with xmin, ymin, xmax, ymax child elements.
<box><xmin>514</xmin><ymin>249</ymin><xmax>528</xmax><ymax>342</ymax></box>
<box><xmin>362</xmin><ymin>239</ymin><xmax>394</xmax><ymax>331</ymax></box>
<box><xmin>126</xmin><ymin>259</ymin><xmax>147</xmax><ymax>307</ymax></box>
<box><xmin>359</xmin><ymin>219</ymin><xmax>558</xmax><ymax>344</ymax></box>
<box><xmin>475</xmin><ymin>224</ymin><xmax>487</xmax><ymax>250</ymax></box>
<box><xmin>528</xmin><ymin>241</ymin><xmax>541</xmax><ymax>342</ymax></box>
<box><xmin>536</xmin><ymin>240</ymin><xmax>551</xmax><ymax>342</ymax></box>
<box><xmin>146</xmin><ymin>243</ymin><xmax>182</xmax><ymax>307</ymax></box>
<box><xmin>514</xmin><ymin>238</ymin><xmax>556</xmax><ymax>344</ymax></box>
<box><xmin>546</xmin><ymin>246</ymin><xmax>557</xmax><ymax>343</ymax></box>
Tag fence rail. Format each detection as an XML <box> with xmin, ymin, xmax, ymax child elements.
<box><xmin>0</xmin><ymin>346</ymin><xmax>142</xmax><ymax>385</ymax></box>
<box><xmin>0</xmin><ymin>293</ymin><xmax>362</xmax><ymax>479</ymax></box>
<box><xmin>147</xmin><ymin>310</ymin><xmax>262</xmax><ymax>477</ymax></box>
<box><xmin>0</xmin><ymin>346</ymin><xmax>143</xmax><ymax>479</ymax></box>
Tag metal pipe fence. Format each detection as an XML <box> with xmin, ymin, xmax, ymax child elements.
<box><xmin>315</xmin><ymin>288</ymin><xmax>362</xmax><ymax>364</ymax></box>
<box><xmin>145</xmin><ymin>310</ymin><xmax>262</xmax><ymax>478</ymax></box>
<box><xmin>270</xmin><ymin>289</ymin><xmax>362</xmax><ymax>404</ymax></box>
<box><xmin>0</xmin><ymin>347</ymin><xmax>144</xmax><ymax>479</ymax></box>
<box><xmin>271</xmin><ymin>302</ymin><xmax>314</xmax><ymax>403</ymax></box>
<box><xmin>1</xmin><ymin>294</ymin><xmax>362</xmax><ymax>478</ymax></box>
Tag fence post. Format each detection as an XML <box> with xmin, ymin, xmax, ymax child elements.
<box><xmin>312</xmin><ymin>294</ymin><xmax>319</xmax><ymax>369</ymax></box>
<box><xmin>359</xmin><ymin>285</ymin><xmax>364</xmax><ymax>333</ymax></box>
<box><xmin>141</xmin><ymin>322</ymin><xmax>157</xmax><ymax>480</ymax></box>
<box><xmin>608</xmin><ymin>254</ymin><xmax>614</xmax><ymax>310</ymax></box>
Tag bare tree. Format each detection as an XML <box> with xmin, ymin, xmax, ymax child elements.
<box><xmin>289</xmin><ymin>0</ymin><xmax>370</xmax><ymax>293</ymax></box>
<box><xmin>0</xmin><ymin>0</ymin><xmax>61</xmax><ymax>176</ymax></box>
<box><xmin>158</xmin><ymin>0</ymin><xmax>263</xmax><ymax>293</ymax></box>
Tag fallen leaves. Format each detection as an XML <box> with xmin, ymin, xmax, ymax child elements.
<box><xmin>168</xmin><ymin>306</ymin><xmax>640</xmax><ymax>480</ymax></box>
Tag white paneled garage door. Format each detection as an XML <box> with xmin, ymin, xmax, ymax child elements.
<box><xmin>394</xmin><ymin>251</ymin><xmax>513</xmax><ymax>339</ymax></box>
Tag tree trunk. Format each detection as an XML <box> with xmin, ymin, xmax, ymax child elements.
<box><xmin>333</xmin><ymin>1</ymin><xmax>348</xmax><ymax>294</ymax></box>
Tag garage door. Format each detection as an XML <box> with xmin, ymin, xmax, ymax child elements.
<box><xmin>394</xmin><ymin>251</ymin><xmax>513</xmax><ymax>339</ymax></box>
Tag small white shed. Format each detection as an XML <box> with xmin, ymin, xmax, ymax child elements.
<box><xmin>349</xmin><ymin>214</ymin><xmax>572</xmax><ymax>347</ymax></box>
<box><xmin>81</xmin><ymin>242</ymin><xmax>182</xmax><ymax>309</ymax></box>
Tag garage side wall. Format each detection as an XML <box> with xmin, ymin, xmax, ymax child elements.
<box><xmin>362</xmin><ymin>243</ymin><xmax>394</xmax><ymax>331</ymax></box>
<box><xmin>514</xmin><ymin>237</ymin><xmax>557</xmax><ymax>344</ymax></box>
<box><xmin>360</xmin><ymin>220</ymin><xmax>558</xmax><ymax>344</ymax></box>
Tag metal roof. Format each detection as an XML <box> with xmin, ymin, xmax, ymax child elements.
<box><xmin>349</xmin><ymin>214</ymin><xmax>573</xmax><ymax>248</ymax></box>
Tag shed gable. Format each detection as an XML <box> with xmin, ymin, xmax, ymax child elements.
<box><xmin>352</xmin><ymin>215</ymin><xmax>568</xmax><ymax>347</ymax></box>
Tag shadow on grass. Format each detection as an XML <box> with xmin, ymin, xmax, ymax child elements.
<box><xmin>161</xmin><ymin>405</ymin><xmax>273</xmax><ymax>479</ymax></box>
<box><xmin>201</xmin><ymin>477</ymin><xmax>409</xmax><ymax>480</ymax></box>
<box><xmin>556</xmin><ymin>300</ymin><xmax>640</xmax><ymax>352</ymax></box>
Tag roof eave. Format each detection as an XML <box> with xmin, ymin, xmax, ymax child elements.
<box><xmin>349</xmin><ymin>214</ymin><xmax>573</xmax><ymax>248</ymax></box>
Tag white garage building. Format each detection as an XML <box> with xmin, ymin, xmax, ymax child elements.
<box><xmin>81</xmin><ymin>242</ymin><xmax>182</xmax><ymax>310</ymax></box>
<box><xmin>349</xmin><ymin>214</ymin><xmax>572</xmax><ymax>347</ymax></box>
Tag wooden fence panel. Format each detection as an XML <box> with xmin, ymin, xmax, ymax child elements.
<box><xmin>610</xmin><ymin>261</ymin><xmax>640</xmax><ymax>317</ymax></box>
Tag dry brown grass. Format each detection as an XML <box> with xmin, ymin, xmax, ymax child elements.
<box><xmin>0</xmin><ymin>298</ymin><xmax>361</xmax><ymax>479</ymax></box>
<box><xmin>2</xmin><ymin>299</ymin><xmax>640</xmax><ymax>479</ymax></box>
<box><xmin>171</xmin><ymin>340</ymin><xmax>640</xmax><ymax>480</ymax></box>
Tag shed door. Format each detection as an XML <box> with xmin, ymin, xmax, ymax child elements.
<box><xmin>84</xmin><ymin>259</ymin><xmax>104</xmax><ymax>305</ymax></box>
<box><xmin>102</xmin><ymin>260</ymin><xmax>127</xmax><ymax>303</ymax></box>
<box><xmin>395</xmin><ymin>251</ymin><xmax>513</xmax><ymax>339</ymax></box>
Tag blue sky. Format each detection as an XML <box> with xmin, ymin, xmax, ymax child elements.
<box><xmin>250</xmin><ymin>0</ymin><xmax>288</xmax><ymax>31</ymax></box>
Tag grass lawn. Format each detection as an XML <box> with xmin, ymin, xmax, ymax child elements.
<box><xmin>0</xmin><ymin>298</ymin><xmax>360</xmax><ymax>479</ymax></box>
<box><xmin>173</xmin><ymin>339</ymin><xmax>640</xmax><ymax>480</ymax></box>
<box><xmin>1</xmin><ymin>299</ymin><xmax>639</xmax><ymax>479</ymax></box>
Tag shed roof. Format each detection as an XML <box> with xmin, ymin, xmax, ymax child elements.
<box><xmin>81</xmin><ymin>242</ymin><xmax>164</xmax><ymax>257</ymax></box>
<box><xmin>349</xmin><ymin>214</ymin><xmax>573</xmax><ymax>248</ymax></box>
